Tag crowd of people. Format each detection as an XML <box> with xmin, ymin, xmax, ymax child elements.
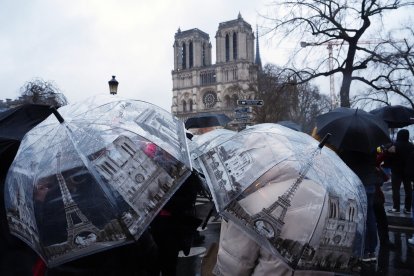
<box><xmin>31</xmin><ymin>169</ymin><xmax>204</xmax><ymax>276</ymax></box>
<box><xmin>327</xmin><ymin>129</ymin><xmax>414</xmax><ymax>263</ymax></box>
<box><xmin>2</xmin><ymin>120</ymin><xmax>414</xmax><ymax>276</ymax></box>
<box><xmin>380</xmin><ymin>129</ymin><xmax>414</xmax><ymax>245</ymax></box>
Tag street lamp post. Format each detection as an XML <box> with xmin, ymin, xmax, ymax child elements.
<box><xmin>108</xmin><ymin>76</ymin><xmax>119</xmax><ymax>95</ymax></box>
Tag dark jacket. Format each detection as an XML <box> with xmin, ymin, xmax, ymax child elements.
<box><xmin>388</xmin><ymin>129</ymin><xmax>414</xmax><ymax>176</ymax></box>
<box><xmin>151</xmin><ymin>172</ymin><xmax>203</xmax><ymax>255</ymax></box>
<box><xmin>339</xmin><ymin>150</ymin><xmax>381</xmax><ymax>192</ymax></box>
<box><xmin>406</xmin><ymin>150</ymin><xmax>414</xmax><ymax>181</ymax></box>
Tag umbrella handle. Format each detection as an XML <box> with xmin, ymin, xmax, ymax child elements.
<box><xmin>318</xmin><ymin>133</ymin><xmax>331</xmax><ymax>149</ymax></box>
<box><xmin>50</xmin><ymin>106</ymin><xmax>65</xmax><ymax>123</ymax></box>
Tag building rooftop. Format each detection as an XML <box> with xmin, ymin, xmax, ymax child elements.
<box><xmin>175</xmin><ymin>28</ymin><xmax>210</xmax><ymax>40</ymax></box>
<box><xmin>218</xmin><ymin>13</ymin><xmax>252</xmax><ymax>31</ymax></box>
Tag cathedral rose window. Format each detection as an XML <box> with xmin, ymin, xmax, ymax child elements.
<box><xmin>203</xmin><ymin>91</ymin><xmax>217</xmax><ymax>108</ymax></box>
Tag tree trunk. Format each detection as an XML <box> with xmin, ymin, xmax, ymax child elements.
<box><xmin>339</xmin><ymin>42</ymin><xmax>358</xmax><ymax>108</ymax></box>
<box><xmin>340</xmin><ymin>71</ymin><xmax>352</xmax><ymax>107</ymax></box>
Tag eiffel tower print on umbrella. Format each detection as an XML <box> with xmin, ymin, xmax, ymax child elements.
<box><xmin>54</xmin><ymin>152</ymin><xmax>100</xmax><ymax>248</ymax></box>
<box><xmin>195</xmin><ymin>123</ymin><xmax>367</xmax><ymax>274</ymax></box>
<box><xmin>4</xmin><ymin>94</ymin><xmax>192</xmax><ymax>267</ymax></box>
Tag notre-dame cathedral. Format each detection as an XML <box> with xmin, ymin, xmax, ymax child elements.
<box><xmin>171</xmin><ymin>13</ymin><xmax>262</xmax><ymax>121</ymax></box>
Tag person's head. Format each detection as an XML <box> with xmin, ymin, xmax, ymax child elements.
<box><xmin>311</xmin><ymin>126</ymin><xmax>320</xmax><ymax>141</ymax></box>
<box><xmin>396</xmin><ymin>129</ymin><xmax>410</xmax><ymax>142</ymax></box>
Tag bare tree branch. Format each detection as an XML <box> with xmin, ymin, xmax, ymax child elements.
<box><xmin>19</xmin><ymin>78</ymin><xmax>68</xmax><ymax>107</ymax></box>
<box><xmin>261</xmin><ymin>0</ymin><xmax>414</xmax><ymax>107</ymax></box>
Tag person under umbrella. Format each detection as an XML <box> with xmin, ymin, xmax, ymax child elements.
<box><xmin>405</xmin><ymin>148</ymin><xmax>414</xmax><ymax>245</ymax></box>
<box><xmin>337</xmin><ymin>150</ymin><xmax>381</xmax><ymax>263</ymax></box>
<box><xmin>195</xmin><ymin>123</ymin><xmax>366</xmax><ymax>274</ymax></box>
<box><xmin>315</xmin><ymin>107</ymin><xmax>391</xmax><ymax>263</ymax></box>
<box><xmin>0</xmin><ymin>104</ymin><xmax>53</xmax><ymax>276</ymax></box>
<box><xmin>316</xmin><ymin>107</ymin><xmax>391</xmax><ymax>154</ymax></box>
<box><xmin>185</xmin><ymin>113</ymin><xmax>231</xmax><ymax>135</ymax></box>
<box><xmin>4</xmin><ymin>94</ymin><xmax>193</xmax><ymax>273</ymax></box>
<box><xmin>150</xmin><ymin>170</ymin><xmax>203</xmax><ymax>276</ymax></box>
<box><xmin>374</xmin><ymin>147</ymin><xmax>395</xmax><ymax>249</ymax></box>
<box><xmin>383</xmin><ymin>129</ymin><xmax>414</xmax><ymax>214</ymax></box>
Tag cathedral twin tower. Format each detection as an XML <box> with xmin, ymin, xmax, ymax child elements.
<box><xmin>171</xmin><ymin>13</ymin><xmax>262</xmax><ymax>121</ymax></box>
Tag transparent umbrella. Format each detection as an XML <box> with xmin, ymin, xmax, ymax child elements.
<box><xmin>189</xmin><ymin>128</ymin><xmax>236</xmax><ymax>193</ymax></box>
<box><xmin>195</xmin><ymin>123</ymin><xmax>366</xmax><ymax>273</ymax></box>
<box><xmin>4</xmin><ymin>94</ymin><xmax>192</xmax><ymax>267</ymax></box>
<box><xmin>189</xmin><ymin>129</ymin><xmax>236</xmax><ymax>161</ymax></box>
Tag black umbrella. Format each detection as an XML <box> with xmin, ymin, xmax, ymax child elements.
<box><xmin>316</xmin><ymin>107</ymin><xmax>391</xmax><ymax>153</ymax></box>
<box><xmin>0</xmin><ymin>104</ymin><xmax>53</xmax><ymax>160</ymax></box>
<box><xmin>0</xmin><ymin>104</ymin><xmax>53</xmax><ymax>275</ymax></box>
<box><xmin>370</xmin><ymin>105</ymin><xmax>414</xmax><ymax>128</ymax></box>
<box><xmin>185</xmin><ymin>113</ymin><xmax>231</xmax><ymax>129</ymax></box>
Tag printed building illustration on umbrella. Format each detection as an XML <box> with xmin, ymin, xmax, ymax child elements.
<box><xmin>4</xmin><ymin>97</ymin><xmax>193</xmax><ymax>267</ymax></box>
<box><xmin>200</xmin><ymin>136</ymin><xmax>359</xmax><ymax>270</ymax></box>
<box><xmin>6</xmin><ymin>134</ymin><xmax>181</xmax><ymax>265</ymax></box>
<box><xmin>226</xmin><ymin>187</ymin><xmax>358</xmax><ymax>270</ymax></box>
<box><xmin>89</xmin><ymin>135</ymin><xmax>176</xmax><ymax>237</ymax></box>
<box><xmin>201</xmin><ymin>144</ymin><xmax>256</xmax><ymax>201</ymax></box>
<box><xmin>134</xmin><ymin>108</ymin><xmax>182</xmax><ymax>153</ymax></box>
<box><xmin>298</xmin><ymin>197</ymin><xmax>358</xmax><ymax>270</ymax></box>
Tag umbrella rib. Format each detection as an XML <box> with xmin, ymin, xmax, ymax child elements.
<box><xmin>65</xmin><ymin>98</ymin><xmax>171</xmax><ymax>120</ymax></box>
<box><xmin>17</xmin><ymin>125</ymin><xmax>61</xmax><ymax>153</ymax></box>
<box><xmin>62</xmin><ymin>100</ymin><xmax>125</xmax><ymax>118</ymax></box>
<box><xmin>61</xmin><ymin>124</ymin><xmax>122</xmax><ymax>210</ymax></box>
<box><xmin>67</xmin><ymin>119</ymin><xmax>127</xmax><ymax>126</ymax></box>
<box><xmin>21</xmin><ymin>127</ymin><xmax>63</xmax><ymax>196</ymax></box>
<box><xmin>296</xmin><ymin>191</ymin><xmax>328</xmax><ymax>266</ymax></box>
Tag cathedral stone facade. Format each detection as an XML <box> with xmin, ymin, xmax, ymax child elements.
<box><xmin>171</xmin><ymin>13</ymin><xmax>261</xmax><ymax>121</ymax></box>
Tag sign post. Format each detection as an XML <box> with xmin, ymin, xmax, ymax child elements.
<box><xmin>233</xmin><ymin>101</ymin><xmax>265</xmax><ymax>131</ymax></box>
<box><xmin>236</xmin><ymin>99</ymin><xmax>264</xmax><ymax>106</ymax></box>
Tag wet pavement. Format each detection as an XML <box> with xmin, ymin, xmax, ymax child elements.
<box><xmin>177</xmin><ymin>182</ymin><xmax>414</xmax><ymax>276</ymax></box>
<box><xmin>373</xmin><ymin>181</ymin><xmax>414</xmax><ymax>276</ymax></box>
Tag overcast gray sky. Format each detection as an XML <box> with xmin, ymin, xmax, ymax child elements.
<box><xmin>1</xmin><ymin>0</ymin><xmax>287</xmax><ymax>111</ymax></box>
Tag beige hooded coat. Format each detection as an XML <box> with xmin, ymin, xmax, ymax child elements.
<box><xmin>213</xmin><ymin>177</ymin><xmax>336</xmax><ymax>276</ymax></box>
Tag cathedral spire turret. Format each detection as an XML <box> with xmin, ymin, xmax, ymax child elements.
<box><xmin>255</xmin><ymin>25</ymin><xmax>262</xmax><ymax>69</ymax></box>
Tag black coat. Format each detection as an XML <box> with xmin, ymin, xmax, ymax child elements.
<box><xmin>339</xmin><ymin>150</ymin><xmax>381</xmax><ymax>187</ymax></box>
<box><xmin>0</xmin><ymin>104</ymin><xmax>53</xmax><ymax>276</ymax></box>
<box><xmin>151</xmin><ymin>171</ymin><xmax>203</xmax><ymax>255</ymax></box>
<box><xmin>387</xmin><ymin>129</ymin><xmax>414</xmax><ymax>176</ymax></box>
<box><xmin>405</xmin><ymin>151</ymin><xmax>414</xmax><ymax>181</ymax></box>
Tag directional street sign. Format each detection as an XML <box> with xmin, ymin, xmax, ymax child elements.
<box><xmin>234</xmin><ymin>114</ymin><xmax>251</xmax><ymax>120</ymax></box>
<box><xmin>234</xmin><ymin>106</ymin><xmax>252</xmax><ymax>113</ymax></box>
<box><xmin>237</xmin><ymin>99</ymin><xmax>264</xmax><ymax>106</ymax></box>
